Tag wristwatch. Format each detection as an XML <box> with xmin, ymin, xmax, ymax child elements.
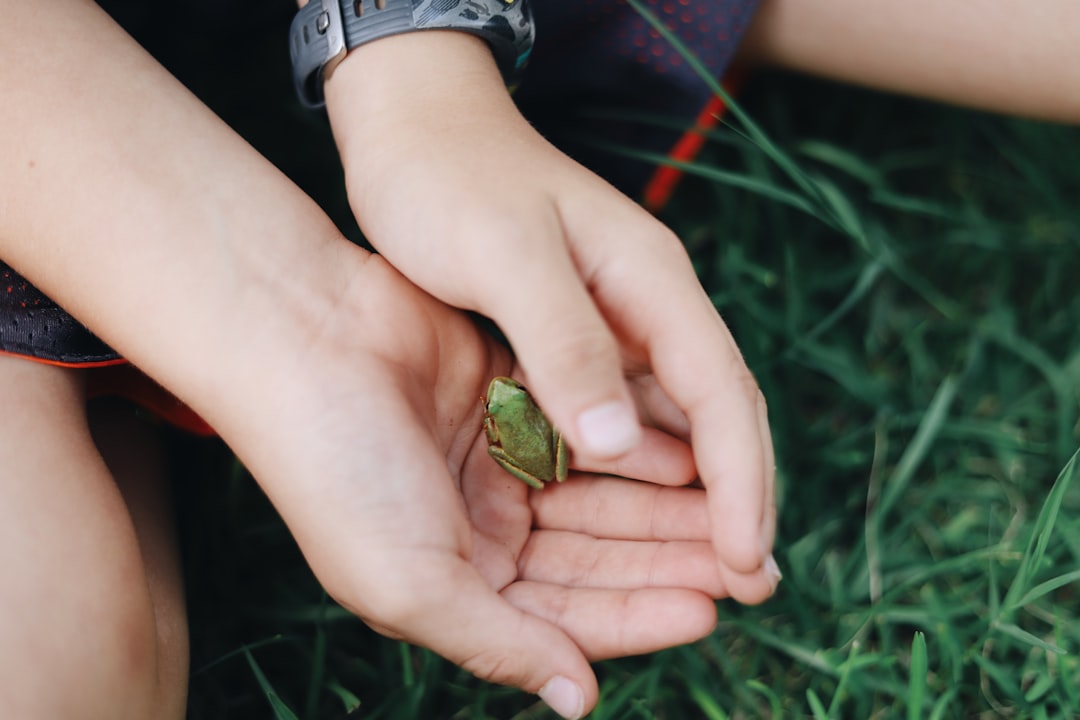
<box><xmin>289</xmin><ymin>0</ymin><xmax>535</xmax><ymax>109</ymax></box>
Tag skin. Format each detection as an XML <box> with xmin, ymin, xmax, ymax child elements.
<box><xmin>0</xmin><ymin>361</ymin><xmax>187</xmax><ymax>720</ymax></box>
<box><xmin>484</xmin><ymin>376</ymin><xmax>569</xmax><ymax>489</ymax></box>
<box><xmin>743</xmin><ymin>0</ymin><xmax>1080</xmax><ymax>123</ymax></box>
<box><xmin>323</xmin><ymin>30</ymin><xmax>777</xmax><ymax>584</ymax></box>
<box><xmin>5</xmin><ymin>0</ymin><xmax>1077</xmax><ymax>716</ymax></box>
<box><xmin>0</xmin><ymin>2</ymin><xmax>775</xmax><ymax>718</ymax></box>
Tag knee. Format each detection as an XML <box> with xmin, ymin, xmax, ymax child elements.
<box><xmin>0</xmin><ymin>360</ymin><xmax>189</xmax><ymax>719</ymax></box>
<box><xmin>2</xmin><ymin>569</ymin><xmax>188</xmax><ymax>720</ymax></box>
<box><xmin>91</xmin><ymin>586</ymin><xmax>189</xmax><ymax>720</ymax></box>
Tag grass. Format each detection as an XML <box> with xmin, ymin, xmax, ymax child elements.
<box><xmin>145</xmin><ymin>2</ymin><xmax>1080</xmax><ymax>718</ymax></box>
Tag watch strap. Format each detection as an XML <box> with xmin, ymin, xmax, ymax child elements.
<box><xmin>290</xmin><ymin>0</ymin><xmax>534</xmax><ymax>109</ymax></box>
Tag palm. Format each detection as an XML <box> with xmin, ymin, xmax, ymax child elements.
<box><xmin>376</xmin><ymin>298</ymin><xmax>732</xmax><ymax>659</ymax></box>
<box><xmin>253</xmin><ymin>257</ymin><xmax>733</xmax><ymax>704</ymax></box>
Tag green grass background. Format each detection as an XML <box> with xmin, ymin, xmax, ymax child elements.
<box><xmin>111</xmin><ymin>1</ymin><xmax>1080</xmax><ymax>717</ymax></box>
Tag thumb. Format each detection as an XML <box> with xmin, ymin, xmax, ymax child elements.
<box><xmin>487</xmin><ymin>247</ymin><xmax>641</xmax><ymax>461</ymax></box>
<box><xmin>373</xmin><ymin>557</ymin><xmax>599</xmax><ymax>719</ymax></box>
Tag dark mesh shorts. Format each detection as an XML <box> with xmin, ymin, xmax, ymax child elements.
<box><xmin>0</xmin><ymin>0</ymin><xmax>758</xmax><ymax>428</ymax></box>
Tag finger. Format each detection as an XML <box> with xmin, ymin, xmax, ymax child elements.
<box><xmin>530</xmin><ymin>476</ymin><xmax>710</xmax><ymax>541</ymax></box>
<box><xmin>343</xmin><ymin>553</ymin><xmax>598</xmax><ymax>720</ymax></box>
<box><xmin>629</xmin><ymin>373</ymin><xmax>691</xmax><ymax>439</ymax></box>
<box><xmin>468</xmin><ymin>210</ymin><xmax>642</xmax><ymax>461</ymax></box>
<box><xmin>259</xmin><ymin>389</ymin><xmax>597</xmax><ymax>719</ymax></box>
<box><xmin>659</xmin><ymin>299</ymin><xmax>773</xmax><ymax>576</ymax></box>
<box><xmin>758</xmin><ymin>412</ymin><xmax>778</xmax><ymax>556</ymax></box>
<box><xmin>721</xmin><ymin>563</ymin><xmax>778</xmax><ymax>605</ymax></box>
<box><xmin>562</xmin><ymin>195</ymin><xmax>775</xmax><ymax>576</ymax></box>
<box><xmin>518</xmin><ymin>530</ymin><xmax>726</xmax><ymax>596</ymax></box>
<box><xmin>570</xmin><ymin>425</ymin><xmax>695</xmax><ymax>486</ymax></box>
<box><xmin>502</xmin><ymin>582</ymin><xmax>717</xmax><ymax>661</ymax></box>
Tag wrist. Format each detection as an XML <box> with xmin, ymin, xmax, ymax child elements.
<box><xmin>323</xmin><ymin>30</ymin><xmax>516</xmax><ymax>156</ymax></box>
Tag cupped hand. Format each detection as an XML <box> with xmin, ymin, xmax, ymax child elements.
<box><xmin>323</xmin><ymin>32</ymin><xmax>777</xmax><ymax>593</ymax></box>
<box><xmin>239</xmin><ymin>251</ymin><xmax>776</xmax><ymax>718</ymax></box>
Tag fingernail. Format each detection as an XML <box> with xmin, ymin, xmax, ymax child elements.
<box><xmin>539</xmin><ymin>676</ymin><xmax>585</xmax><ymax>720</ymax></box>
<box><xmin>760</xmin><ymin>534</ymin><xmax>774</xmax><ymax>563</ymax></box>
<box><xmin>577</xmin><ymin>401</ymin><xmax>640</xmax><ymax>457</ymax></box>
<box><xmin>765</xmin><ymin>553</ymin><xmax>783</xmax><ymax>595</ymax></box>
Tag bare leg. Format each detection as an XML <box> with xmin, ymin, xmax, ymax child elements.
<box><xmin>741</xmin><ymin>0</ymin><xmax>1080</xmax><ymax>123</ymax></box>
<box><xmin>0</xmin><ymin>356</ymin><xmax>188</xmax><ymax>719</ymax></box>
<box><xmin>89</xmin><ymin>397</ymin><xmax>190</xmax><ymax>714</ymax></box>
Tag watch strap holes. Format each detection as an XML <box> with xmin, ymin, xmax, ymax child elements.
<box><xmin>352</xmin><ymin>0</ymin><xmax>388</xmax><ymax>16</ymax></box>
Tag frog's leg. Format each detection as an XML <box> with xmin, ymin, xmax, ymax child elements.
<box><xmin>554</xmin><ymin>433</ymin><xmax>569</xmax><ymax>483</ymax></box>
<box><xmin>487</xmin><ymin>446</ymin><xmax>546</xmax><ymax>489</ymax></box>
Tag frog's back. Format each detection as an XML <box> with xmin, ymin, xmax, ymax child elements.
<box><xmin>500</xmin><ymin>401</ymin><xmax>558</xmax><ymax>478</ymax></box>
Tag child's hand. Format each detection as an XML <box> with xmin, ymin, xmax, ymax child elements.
<box><xmin>1</xmin><ymin>0</ymin><xmax>776</xmax><ymax>708</ymax></box>
<box><xmin>237</xmin><ymin>253</ymin><xmax>777</xmax><ymax>718</ymax></box>
<box><xmin>323</xmin><ymin>32</ymin><xmax>776</xmax><ymax>592</ymax></box>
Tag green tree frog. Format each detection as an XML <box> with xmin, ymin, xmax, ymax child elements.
<box><xmin>483</xmin><ymin>376</ymin><xmax>569</xmax><ymax>489</ymax></box>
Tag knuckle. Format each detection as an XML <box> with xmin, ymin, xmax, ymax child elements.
<box><xmin>728</xmin><ymin>360</ymin><xmax>763</xmax><ymax>402</ymax></box>
<box><xmin>544</xmin><ymin>324</ymin><xmax>618</xmax><ymax>375</ymax></box>
<box><xmin>461</xmin><ymin>648</ymin><xmax>530</xmax><ymax>688</ymax></box>
<box><xmin>321</xmin><ymin>573</ymin><xmax>429</xmax><ymax>633</ymax></box>
<box><xmin>755</xmin><ymin>386</ymin><xmax>769</xmax><ymax>414</ymax></box>
<box><xmin>639</xmin><ymin>226</ymin><xmax>694</xmax><ymax>267</ymax></box>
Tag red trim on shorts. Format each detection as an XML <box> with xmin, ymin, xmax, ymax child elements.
<box><xmin>0</xmin><ymin>348</ymin><xmax>128</xmax><ymax>369</ymax></box>
<box><xmin>1</xmin><ymin>350</ymin><xmax>215</xmax><ymax>436</ymax></box>
<box><xmin>642</xmin><ymin>72</ymin><xmax>743</xmax><ymax>213</ymax></box>
<box><xmin>87</xmin><ymin>365</ymin><xmax>216</xmax><ymax>437</ymax></box>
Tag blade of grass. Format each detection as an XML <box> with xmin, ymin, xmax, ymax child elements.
<box><xmin>688</xmin><ymin>685</ymin><xmax>730</xmax><ymax>720</ymax></box>
<box><xmin>244</xmin><ymin>648</ymin><xmax>302</xmax><ymax>720</ymax></box>
<box><xmin>908</xmin><ymin>632</ymin><xmax>928</xmax><ymax>720</ymax></box>
<box><xmin>978</xmin><ymin>321</ymin><xmax>1075</xmax><ymax>459</ymax></box>
<box><xmin>302</xmin><ymin>596</ymin><xmax>330</xmax><ymax>720</ymax></box>
<box><xmin>399</xmin><ymin>641</ymin><xmax>415</xmax><ymax>687</ymax></box>
<box><xmin>585</xmin><ymin>141</ymin><xmax>824</xmax><ymax>219</ymax></box>
<box><xmin>325</xmin><ymin>681</ymin><xmax>362</xmax><ymax>714</ymax></box>
<box><xmin>809</xmin><ymin>174</ymin><xmax>867</xmax><ymax>249</ymax></box>
<box><xmin>826</xmin><ymin>641</ymin><xmax>865</xmax><ymax>717</ymax></box>
<box><xmin>744</xmin><ymin>680</ymin><xmax>783</xmax><ymax>718</ymax></box>
<box><xmin>875</xmin><ymin>248</ymin><xmax>966</xmax><ymax>321</ymax></box>
<box><xmin>1002</xmin><ymin>448</ymin><xmax>1079</xmax><ymax>613</ymax></box>
<box><xmin>797</xmin><ymin>140</ymin><xmax>885</xmax><ymax>187</ymax></box>
<box><xmin>594</xmin><ymin>669</ymin><xmax>660</xmax><ymax>719</ymax></box>
<box><xmin>991</xmin><ymin>621</ymin><xmax>1066</xmax><ymax>655</ymax></box>
<box><xmin>879</xmin><ymin>374</ymin><xmax>959</xmax><ymax>516</ymax></box>
<box><xmin>624</xmin><ymin>0</ymin><xmax>860</xmax><ymax>242</ymax></box>
<box><xmin>807</xmin><ymin>688</ymin><xmax>829</xmax><ymax>720</ymax></box>
<box><xmin>790</xmin><ymin>258</ymin><xmax>886</xmax><ymax>350</ymax></box>
<box><xmin>1024</xmin><ymin>674</ymin><xmax>1055</xmax><ymax>703</ymax></box>
<box><xmin>970</xmin><ymin>652</ymin><xmax>1026</xmax><ymax>705</ymax></box>
<box><xmin>193</xmin><ymin>634</ymin><xmax>289</xmax><ymax>676</ymax></box>
<box><xmin>928</xmin><ymin>690</ymin><xmax>959</xmax><ymax>720</ymax></box>
<box><xmin>871</xmin><ymin>189</ymin><xmax>965</xmax><ymax>221</ymax></box>
<box><xmin>1016</xmin><ymin>567</ymin><xmax>1080</xmax><ymax>607</ymax></box>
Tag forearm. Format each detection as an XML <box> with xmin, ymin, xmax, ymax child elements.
<box><xmin>0</xmin><ymin>1</ymin><xmax>356</xmax><ymax>429</ymax></box>
<box><xmin>743</xmin><ymin>0</ymin><xmax>1080</xmax><ymax>123</ymax></box>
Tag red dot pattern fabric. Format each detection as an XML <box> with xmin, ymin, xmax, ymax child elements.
<box><xmin>0</xmin><ymin>263</ymin><xmax>119</xmax><ymax>365</ymax></box>
<box><xmin>515</xmin><ymin>0</ymin><xmax>759</xmax><ymax>195</ymax></box>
